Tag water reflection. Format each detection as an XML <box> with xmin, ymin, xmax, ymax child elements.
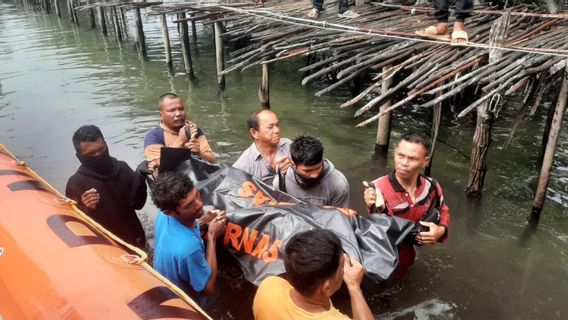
<box><xmin>1</xmin><ymin>0</ymin><xmax>568</xmax><ymax>319</ymax></box>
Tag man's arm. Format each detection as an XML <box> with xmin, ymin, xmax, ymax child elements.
<box><xmin>342</xmin><ymin>255</ymin><xmax>373</xmax><ymax>320</ymax></box>
<box><xmin>130</xmin><ymin>162</ymin><xmax>148</xmax><ymax>210</ymax></box>
<box><xmin>201</xmin><ymin>215</ymin><xmax>227</xmax><ymax>295</ymax></box>
<box><xmin>417</xmin><ymin>181</ymin><xmax>450</xmax><ymax>245</ymax></box>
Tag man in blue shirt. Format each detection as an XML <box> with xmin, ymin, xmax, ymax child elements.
<box><xmin>150</xmin><ymin>171</ymin><xmax>227</xmax><ymax>296</ymax></box>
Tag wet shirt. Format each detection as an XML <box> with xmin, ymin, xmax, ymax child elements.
<box><xmin>253</xmin><ymin>276</ymin><xmax>349</xmax><ymax>320</ymax></box>
<box><xmin>282</xmin><ymin>159</ymin><xmax>350</xmax><ymax>208</ymax></box>
<box><xmin>233</xmin><ymin>138</ymin><xmax>291</xmax><ymax>184</ymax></box>
<box><xmin>153</xmin><ymin>212</ymin><xmax>211</xmax><ymax>295</ymax></box>
<box><xmin>372</xmin><ymin>172</ymin><xmax>450</xmax><ymax>277</ymax></box>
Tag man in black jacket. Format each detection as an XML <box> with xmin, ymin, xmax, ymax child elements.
<box><xmin>66</xmin><ymin>125</ymin><xmax>147</xmax><ymax>249</ymax></box>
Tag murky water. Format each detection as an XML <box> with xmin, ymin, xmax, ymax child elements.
<box><xmin>1</xmin><ymin>1</ymin><xmax>568</xmax><ymax>319</ymax></box>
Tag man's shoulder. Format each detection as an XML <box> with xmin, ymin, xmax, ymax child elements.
<box><xmin>233</xmin><ymin>143</ymin><xmax>257</xmax><ymax>167</ymax></box>
<box><xmin>144</xmin><ymin>127</ymin><xmax>165</xmax><ymax>145</ymax></box>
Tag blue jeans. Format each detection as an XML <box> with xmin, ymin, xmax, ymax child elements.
<box><xmin>313</xmin><ymin>0</ymin><xmax>351</xmax><ymax>14</ymax></box>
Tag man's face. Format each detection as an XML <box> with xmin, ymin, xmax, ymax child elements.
<box><xmin>295</xmin><ymin>162</ymin><xmax>323</xmax><ymax>179</ymax></box>
<box><xmin>159</xmin><ymin>97</ymin><xmax>186</xmax><ymax>131</ymax></box>
<box><xmin>171</xmin><ymin>188</ymin><xmax>204</xmax><ymax>223</ymax></box>
<box><xmin>394</xmin><ymin>140</ymin><xmax>430</xmax><ymax>180</ymax></box>
<box><xmin>79</xmin><ymin>137</ymin><xmax>107</xmax><ymax>157</ymax></box>
<box><xmin>251</xmin><ymin>110</ymin><xmax>280</xmax><ymax>146</ymax></box>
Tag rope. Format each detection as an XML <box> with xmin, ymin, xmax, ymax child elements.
<box><xmin>0</xmin><ymin>144</ymin><xmax>212</xmax><ymax>320</ymax></box>
<box><xmin>215</xmin><ymin>5</ymin><xmax>568</xmax><ymax>58</ymax></box>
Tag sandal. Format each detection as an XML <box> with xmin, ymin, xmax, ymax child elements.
<box><xmin>307</xmin><ymin>8</ymin><xmax>320</xmax><ymax>19</ymax></box>
<box><xmin>415</xmin><ymin>25</ymin><xmax>450</xmax><ymax>41</ymax></box>
<box><xmin>451</xmin><ymin>30</ymin><xmax>468</xmax><ymax>45</ymax></box>
<box><xmin>337</xmin><ymin>10</ymin><xmax>359</xmax><ymax>18</ymax></box>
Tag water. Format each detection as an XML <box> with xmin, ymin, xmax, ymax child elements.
<box><xmin>1</xmin><ymin>1</ymin><xmax>568</xmax><ymax>319</ymax></box>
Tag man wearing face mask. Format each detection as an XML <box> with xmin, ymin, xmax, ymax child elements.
<box><xmin>65</xmin><ymin>125</ymin><xmax>147</xmax><ymax>249</ymax></box>
<box><xmin>276</xmin><ymin>136</ymin><xmax>349</xmax><ymax>208</ymax></box>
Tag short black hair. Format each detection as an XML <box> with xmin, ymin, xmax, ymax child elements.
<box><xmin>400</xmin><ymin>133</ymin><xmax>432</xmax><ymax>156</ymax></box>
<box><xmin>158</xmin><ymin>92</ymin><xmax>181</xmax><ymax>110</ymax></box>
<box><xmin>284</xmin><ymin>229</ymin><xmax>342</xmax><ymax>296</ymax></box>
<box><xmin>72</xmin><ymin>125</ymin><xmax>104</xmax><ymax>152</ymax></box>
<box><xmin>150</xmin><ymin>171</ymin><xmax>195</xmax><ymax>212</ymax></box>
<box><xmin>247</xmin><ymin>109</ymin><xmax>275</xmax><ymax>131</ymax></box>
<box><xmin>291</xmin><ymin>136</ymin><xmax>324</xmax><ymax>166</ymax></box>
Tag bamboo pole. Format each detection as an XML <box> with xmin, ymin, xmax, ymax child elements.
<box><xmin>529</xmin><ymin>58</ymin><xmax>568</xmax><ymax>226</ymax></box>
<box><xmin>178</xmin><ymin>12</ymin><xmax>195</xmax><ymax>79</ymax></box>
<box><xmin>466</xmin><ymin>12</ymin><xmax>511</xmax><ymax>198</ymax></box>
<box><xmin>112</xmin><ymin>6</ymin><xmax>123</xmax><ymax>43</ymax></box>
<box><xmin>425</xmin><ymin>92</ymin><xmax>442</xmax><ymax>177</ymax></box>
<box><xmin>259</xmin><ymin>63</ymin><xmax>270</xmax><ymax>108</ymax></box>
<box><xmin>214</xmin><ymin>21</ymin><xmax>226</xmax><ymax>90</ymax></box>
<box><xmin>99</xmin><ymin>6</ymin><xmax>108</xmax><ymax>36</ymax></box>
<box><xmin>134</xmin><ymin>8</ymin><xmax>147</xmax><ymax>58</ymax></box>
<box><xmin>376</xmin><ymin>64</ymin><xmax>393</xmax><ymax>154</ymax></box>
<box><xmin>161</xmin><ymin>14</ymin><xmax>174</xmax><ymax>73</ymax></box>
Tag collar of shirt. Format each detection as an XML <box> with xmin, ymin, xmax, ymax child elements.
<box><xmin>251</xmin><ymin>139</ymin><xmax>288</xmax><ymax>162</ymax></box>
<box><xmin>388</xmin><ymin>171</ymin><xmax>423</xmax><ymax>193</ymax></box>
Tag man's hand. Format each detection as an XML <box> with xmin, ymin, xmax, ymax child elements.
<box><xmin>199</xmin><ymin>209</ymin><xmax>225</xmax><ymax>225</ymax></box>
<box><xmin>207</xmin><ymin>214</ymin><xmax>227</xmax><ymax>240</ymax></box>
<box><xmin>342</xmin><ymin>254</ymin><xmax>365</xmax><ymax>289</ymax></box>
<box><xmin>186</xmin><ymin>130</ymin><xmax>201</xmax><ymax>154</ymax></box>
<box><xmin>81</xmin><ymin>188</ymin><xmax>100</xmax><ymax>210</ymax></box>
<box><xmin>416</xmin><ymin>221</ymin><xmax>446</xmax><ymax>245</ymax></box>
<box><xmin>363</xmin><ymin>183</ymin><xmax>384</xmax><ymax>211</ymax></box>
<box><xmin>147</xmin><ymin>159</ymin><xmax>159</xmax><ymax>173</ymax></box>
<box><xmin>275</xmin><ymin>156</ymin><xmax>294</xmax><ymax>173</ymax></box>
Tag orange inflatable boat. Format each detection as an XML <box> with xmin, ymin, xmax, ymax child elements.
<box><xmin>0</xmin><ymin>144</ymin><xmax>210</xmax><ymax>319</ymax></box>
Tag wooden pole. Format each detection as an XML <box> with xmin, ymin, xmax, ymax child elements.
<box><xmin>70</xmin><ymin>0</ymin><xmax>79</xmax><ymax>26</ymax></box>
<box><xmin>375</xmin><ymin>65</ymin><xmax>393</xmax><ymax>154</ymax></box>
<box><xmin>355</xmin><ymin>0</ymin><xmax>365</xmax><ymax>6</ymax></box>
<box><xmin>190</xmin><ymin>14</ymin><xmax>198</xmax><ymax>45</ymax></box>
<box><xmin>134</xmin><ymin>7</ymin><xmax>147</xmax><ymax>58</ymax></box>
<box><xmin>112</xmin><ymin>6</ymin><xmax>123</xmax><ymax>43</ymax></box>
<box><xmin>161</xmin><ymin>14</ymin><xmax>174</xmax><ymax>74</ymax></box>
<box><xmin>120</xmin><ymin>8</ymin><xmax>127</xmax><ymax>37</ymax></box>
<box><xmin>530</xmin><ymin>58</ymin><xmax>568</xmax><ymax>226</ymax></box>
<box><xmin>214</xmin><ymin>21</ymin><xmax>226</xmax><ymax>90</ymax></box>
<box><xmin>89</xmin><ymin>7</ymin><xmax>96</xmax><ymax>29</ymax></box>
<box><xmin>259</xmin><ymin>64</ymin><xmax>270</xmax><ymax>108</ymax></box>
<box><xmin>53</xmin><ymin>0</ymin><xmax>60</xmax><ymax>17</ymax></box>
<box><xmin>466</xmin><ymin>12</ymin><xmax>510</xmax><ymax>197</ymax></box>
<box><xmin>98</xmin><ymin>6</ymin><xmax>108</xmax><ymax>36</ymax></box>
<box><xmin>178</xmin><ymin>12</ymin><xmax>195</xmax><ymax>79</ymax></box>
<box><xmin>67</xmin><ymin>0</ymin><xmax>74</xmax><ymax>23</ymax></box>
<box><xmin>425</xmin><ymin>92</ymin><xmax>442</xmax><ymax>177</ymax></box>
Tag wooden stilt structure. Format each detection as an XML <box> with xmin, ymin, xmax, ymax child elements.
<box><xmin>529</xmin><ymin>58</ymin><xmax>568</xmax><ymax>226</ymax></box>
<box><xmin>259</xmin><ymin>63</ymin><xmax>270</xmax><ymax>108</ymax></box>
<box><xmin>99</xmin><ymin>6</ymin><xmax>108</xmax><ymax>36</ymax></box>
<box><xmin>190</xmin><ymin>15</ymin><xmax>198</xmax><ymax>45</ymax></box>
<box><xmin>214</xmin><ymin>21</ymin><xmax>226</xmax><ymax>90</ymax></box>
<box><xmin>161</xmin><ymin>13</ymin><xmax>174</xmax><ymax>73</ymax></box>
<box><xmin>466</xmin><ymin>12</ymin><xmax>511</xmax><ymax>198</ymax></box>
<box><xmin>425</xmin><ymin>92</ymin><xmax>442</xmax><ymax>177</ymax></box>
<box><xmin>134</xmin><ymin>7</ymin><xmax>147</xmax><ymax>58</ymax></box>
<box><xmin>375</xmin><ymin>64</ymin><xmax>393</xmax><ymax>154</ymax></box>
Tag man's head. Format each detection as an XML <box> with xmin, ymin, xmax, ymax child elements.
<box><xmin>394</xmin><ymin>133</ymin><xmax>431</xmax><ymax>180</ymax></box>
<box><xmin>72</xmin><ymin>125</ymin><xmax>113</xmax><ymax>173</ymax></box>
<box><xmin>158</xmin><ymin>93</ymin><xmax>186</xmax><ymax>131</ymax></box>
<box><xmin>290</xmin><ymin>136</ymin><xmax>325</xmax><ymax>188</ymax></box>
<box><xmin>150</xmin><ymin>172</ymin><xmax>203</xmax><ymax>224</ymax></box>
<box><xmin>247</xmin><ymin>109</ymin><xmax>280</xmax><ymax>146</ymax></box>
<box><xmin>284</xmin><ymin>229</ymin><xmax>344</xmax><ymax>298</ymax></box>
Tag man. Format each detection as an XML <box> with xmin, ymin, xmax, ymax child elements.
<box><xmin>307</xmin><ymin>0</ymin><xmax>359</xmax><ymax>19</ymax></box>
<box><xmin>278</xmin><ymin>135</ymin><xmax>350</xmax><ymax>208</ymax></box>
<box><xmin>144</xmin><ymin>93</ymin><xmax>216</xmax><ymax>174</ymax></box>
<box><xmin>233</xmin><ymin>109</ymin><xmax>294</xmax><ymax>185</ymax></box>
<box><xmin>415</xmin><ymin>0</ymin><xmax>473</xmax><ymax>44</ymax></box>
<box><xmin>150</xmin><ymin>171</ymin><xmax>227</xmax><ymax>296</ymax></box>
<box><xmin>363</xmin><ymin>133</ymin><xmax>450</xmax><ymax>278</ymax></box>
<box><xmin>65</xmin><ymin>125</ymin><xmax>147</xmax><ymax>249</ymax></box>
<box><xmin>253</xmin><ymin>229</ymin><xmax>373</xmax><ymax>320</ymax></box>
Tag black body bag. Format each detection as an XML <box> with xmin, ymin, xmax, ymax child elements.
<box><xmin>408</xmin><ymin>178</ymin><xmax>441</xmax><ymax>245</ymax></box>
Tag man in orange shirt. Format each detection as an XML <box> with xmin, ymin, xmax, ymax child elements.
<box><xmin>253</xmin><ymin>229</ymin><xmax>373</xmax><ymax>320</ymax></box>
